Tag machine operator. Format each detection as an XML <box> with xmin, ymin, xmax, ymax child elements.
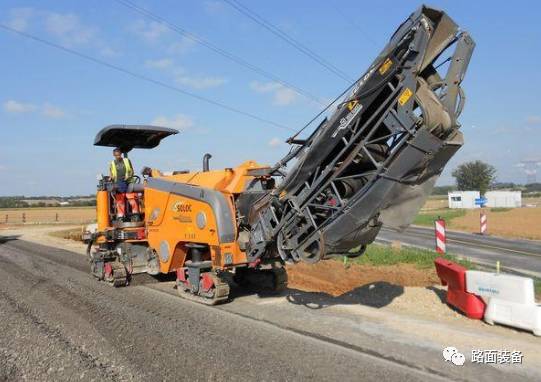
<box><xmin>110</xmin><ymin>148</ymin><xmax>141</xmax><ymax>221</ymax></box>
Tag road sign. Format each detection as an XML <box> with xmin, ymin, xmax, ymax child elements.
<box><xmin>475</xmin><ymin>197</ymin><xmax>487</xmax><ymax>206</ymax></box>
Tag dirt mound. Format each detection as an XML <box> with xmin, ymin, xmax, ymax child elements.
<box><xmin>287</xmin><ymin>261</ymin><xmax>439</xmax><ymax>297</ymax></box>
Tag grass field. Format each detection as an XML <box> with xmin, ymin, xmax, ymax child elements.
<box><xmin>413</xmin><ymin>209</ymin><xmax>466</xmax><ymax>226</ymax></box>
<box><xmin>348</xmin><ymin>244</ymin><xmax>540</xmax><ymax>298</ymax></box>
<box><xmin>0</xmin><ymin>206</ymin><xmax>95</xmax><ymax>225</ymax></box>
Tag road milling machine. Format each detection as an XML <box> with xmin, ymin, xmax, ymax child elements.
<box><xmin>88</xmin><ymin>5</ymin><xmax>474</xmax><ymax>304</ymax></box>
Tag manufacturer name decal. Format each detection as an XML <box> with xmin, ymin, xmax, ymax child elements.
<box><xmin>332</xmin><ymin>101</ymin><xmax>363</xmax><ymax>138</ymax></box>
<box><xmin>172</xmin><ymin>200</ymin><xmax>192</xmax><ymax>213</ymax></box>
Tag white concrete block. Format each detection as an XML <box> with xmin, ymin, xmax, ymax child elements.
<box><xmin>466</xmin><ymin>270</ymin><xmax>540</xmax><ymax>336</ymax></box>
<box><xmin>465</xmin><ymin>271</ymin><xmax>535</xmax><ymax>305</ymax></box>
<box><xmin>484</xmin><ymin>299</ymin><xmax>541</xmax><ymax>336</ymax></box>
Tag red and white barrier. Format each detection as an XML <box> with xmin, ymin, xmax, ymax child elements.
<box><xmin>480</xmin><ymin>211</ymin><xmax>487</xmax><ymax>235</ymax></box>
<box><xmin>434</xmin><ymin>258</ymin><xmax>486</xmax><ymax>319</ymax></box>
<box><xmin>435</xmin><ymin>218</ymin><xmax>446</xmax><ymax>254</ymax></box>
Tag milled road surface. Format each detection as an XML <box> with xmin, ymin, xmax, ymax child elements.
<box><xmin>0</xmin><ymin>237</ymin><xmax>537</xmax><ymax>381</ymax></box>
<box><xmin>378</xmin><ymin>226</ymin><xmax>541</xmax><ymax>276</ymax></box>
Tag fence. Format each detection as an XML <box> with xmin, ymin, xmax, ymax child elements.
<box><xmin>0</xmin><ymin>208</ymin><xmax>96</xmax><ymax>225</ymax></box>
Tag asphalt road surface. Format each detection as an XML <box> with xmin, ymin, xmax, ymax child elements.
<box><xmin>0</xmin><ymin>237</ymin><xmax>533</xmax><ymax>381</ymax></box>
<box><xmin>378</xmin><ymin>226</ymin><xmax>541</xmax><ymax>277</ymax></box>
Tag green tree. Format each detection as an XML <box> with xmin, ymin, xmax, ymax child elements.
<box><xmin>452</xmin><ymin>160</ymin><xmax>496</xmax><ymax>195</ymax></box>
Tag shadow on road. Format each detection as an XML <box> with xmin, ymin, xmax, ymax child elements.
<box><xmin>426</xmin><ymin>285</ymin><xmax>446</xmax><ymax>304</ymax></box>
<box><xmin>0</xmin><ymin>235</ymin><xmax>20</xmax><ymax>245</ymax></box>
<box><xmin>284</xmin><ymin>281</ymin><xmax>404</xmax><ymax>309</ymax></box>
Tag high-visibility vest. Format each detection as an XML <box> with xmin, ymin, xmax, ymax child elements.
<box><xmin>110</xmin><ymin>158</ymin><xmax>134</xmax><ymax>182</ymax></box>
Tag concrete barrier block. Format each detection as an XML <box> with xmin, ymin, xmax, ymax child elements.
<box><xmin>484</xmin><ymin>299</ymin><xmax>541</xmax><ymax>336</ymax></box>
<box><xmin>434</xmin><ymin>258</ymin><xmax>485</xmax><ymax>319</ymax></box>
<box><xmin>466</xmin><ymin>270</ymin><xmax>540</xmax><ymax>336</ymax></box>
<box><xmin>465</xmin><ymin>271</ymin><xmax>535</xmax><ymax>305</ymax></box>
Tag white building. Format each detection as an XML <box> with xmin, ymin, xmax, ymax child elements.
<box><xmin>485</xmin><ymin>191</ymin><xmax>522</xmax><ymax>208</ymax></box>
<box><xmin>448</xmin><ymin>191</ymin><xmax>480</xmax><ymax>209</ymax></box>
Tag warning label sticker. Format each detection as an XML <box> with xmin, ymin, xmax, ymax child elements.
<box><xmin>379</xmin><ymin>58</ymin><xmax>393</xmax><ymax>75</ymax></box>
<box><xmin>398</xmin><ymin>88</ymin><xmax>413</xmax><ymax>106</ymax></box>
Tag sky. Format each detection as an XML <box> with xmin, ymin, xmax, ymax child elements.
<box><xmin>1</xmin><ymin>0</ymin><xmax>540</xmax><ymax>196</ymax></box>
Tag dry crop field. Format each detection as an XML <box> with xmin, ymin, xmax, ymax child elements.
<box><xmin>450</xmin><ymin>207</ymin><xmax>541</xmax><ymax>240</ymax></box>
<box><xmin>417</xmin><ymin>196</ymin><xmax>541</xmax><ymax>240</ymax></box>
<box><xmin>0</xmin><ymin>207</ymin><xmax>95</xmax><ymax>225</ymax></box>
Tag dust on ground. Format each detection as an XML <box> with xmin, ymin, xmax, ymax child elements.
<box><xmin>0</xmin><ymin>224</ymin><xmax>88</xmax><ymax>255</ymax></box>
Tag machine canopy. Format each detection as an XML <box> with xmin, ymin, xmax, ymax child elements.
<box><xmin>94</xmin><ymin>125</ymin><xmax>178</xmax><ymax>152</ymax></box>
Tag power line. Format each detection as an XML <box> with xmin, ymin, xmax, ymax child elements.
<box><xmin>333</xmin><ymin>6</ymin><xmax>379</xmax><ymax>48</ymax></box>
<box><xmin>222</xmin><ymin>0</ymin><xmax>354</xmax><ymax>83</ymax></box>
<box><xmin>114</xmin><ymin>0</ymin><xmax>326</xmax><ymax>106</ymax></box>
<box><xmin>0</xmin><ymin>23</ymin><xmax>294</xmax><ymax>132</ymax></box>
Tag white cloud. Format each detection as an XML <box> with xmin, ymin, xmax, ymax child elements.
<box><xmin>6</xmin><ymin>7</ymin><xmax>34</xmax><ymax>31</ymax></box>
<box><xmin>42</xmin><ymin>103</ymin><xmax>66</xmax><ymax>119</ymax></box>
<box><xmin>250</xmin><ymin>81</ymin><xmax>298</xmax><ymax>106</ymax></box>
<box><xmin>175</xmin><ymin>75</ymin><xmax>227</xmax><ymax>90</ymax></box>
<box><xmin>3</xmin><ymin>100</ymin><xmax>66</xmax><ymax>118</ymax></box>
<box><xmin>99</xmin><ymin>46</ymin><xmax>121</xmax><ymax>58</ymax></box>
<box><xmin>45</xmin><ymin>12</ymin><xmax>96</xmax><ymax>46</ymax></box>
<box><xmin>145</xmin><ymin>58</ymin><xmax>174</xmax><ymax>70</ymax></box>
<box><xmin>3</xmin><ymin>100</ymin><xmax>36</xmax><ymax>113</ymax></box>
<box><xmin>526</xmin><ymin>115</ymin><xmax>541</xmax><ymax>126</ymax></box>
<box><xmin>274</xmin><ymin>88</ymin><xmax>297</xmax><ymax>106</ymax></box>
<box><xmin>268</xmin><ymin>137</ymin><xmax>284</xmax><ymax>148</ymax></box>
<box><xmin>251</xmin><ymin>81</ymin><xmax>282</xmax><ymax>93</ymax></box>
<box><xmin>168</xmin><ymin>36</ymin><xmax>196</xmax><ymax>55</ymax></box>
<box><xmin>130</xmin><ymin>19</ymin><xmax>168</xmax><ymax>43</ymax></box>
<box><xmin>143</xmin><ymin>59</ymin><xmax>226</xmax><ymax>90</ymax></box>
<box><xmin>7</xmin><ymin>8</ymin><xmax>114</xmax><ymax>53</ymax></box>
<box><xmin>151</xmin><ymin>114</ymin><xmax>194</xmax><ymax>131</ymax></box>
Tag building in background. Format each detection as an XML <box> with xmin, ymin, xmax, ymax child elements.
<box><xmin>448</xmin><ymin>191</ymin><xmax>522</xmax><ymax>209</ymax></box>
<box><xmin>485</xmin><ymin>191</ymin><xmax>522</xmax><ymax>208</ymax></box>
<box><xmin>448</xmin><ymin>191</ymin><xmax>480</xmax><ymax>209</ymax></box>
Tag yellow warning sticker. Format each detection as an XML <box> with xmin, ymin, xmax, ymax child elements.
<box><xmin>398</xmin><ymin>88</ymin><xmax>413</xmax><ymax>106</ymax></box>
<box><xmin>346</xmin><ymin>100</ymin><xmax>359</xmax><ymax>111</ymax></box>
<box><xmin>379</xmin><ymin>58</ymin><xmax>393</xmax><ymax>75</ymax></box>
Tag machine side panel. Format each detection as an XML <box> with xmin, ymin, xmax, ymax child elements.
<box><xmin>146</xmin><ymin>178</ymin><xmax>236</xmax><ymax>244</ymax></box>
<box><xmin>144</xmin><ymin>188</ymin><xmax>221</xmax><ymax>273</ymax></box>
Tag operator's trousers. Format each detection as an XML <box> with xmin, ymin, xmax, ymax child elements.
<box><xmin>114</xmin><ymin>193</ymin><xmax>140</xmax><ymax>218</ymax></box>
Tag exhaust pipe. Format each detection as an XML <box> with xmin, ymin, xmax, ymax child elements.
<box><xmin>203</xmin><ymin>153</ymin><xmax>212</xmax><ymax>172</ymax></box>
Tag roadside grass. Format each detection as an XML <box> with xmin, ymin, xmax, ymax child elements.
<box><xmin>413</xmin><ymin>208</ymin><xmax>466</xmax><ymax>227</ymax></box>
<box><xmin>344</xmin><ymin>244</ymin><xmax>541</xmax><ymax>299</ymax></box>
<box><xmin>343</xmin><ymin>243</ymin><xmax>473</xmax><ymax>270</ymax></box>
<box><xmin>490</xmin><ymin>207</ymin><xmax>512</xmax><ymax>213</ymax></box>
